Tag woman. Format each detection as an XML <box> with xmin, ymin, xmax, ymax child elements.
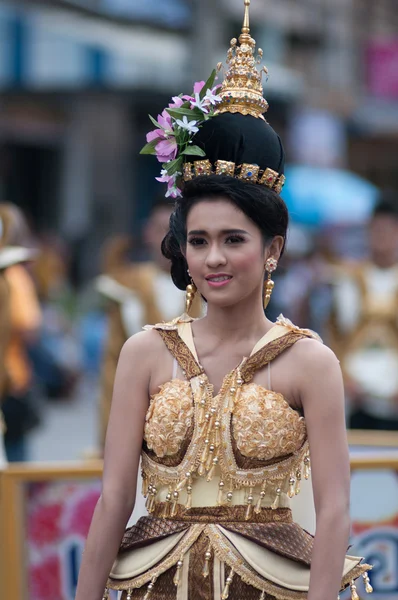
<box><xmin>0</xmin><ymin>203</ymin><xmax>41</xmax><ymax>461</ymax></box>
<box><xmin>76</xmin><ymin>3</ymin><xmax>371</xmax><ymax>599</ymax></box>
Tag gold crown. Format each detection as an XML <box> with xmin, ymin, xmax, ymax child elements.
<box><xmin>215</xmin><ymin>0</ymin><xmax>269</xmax><ymax>121</ymax></box>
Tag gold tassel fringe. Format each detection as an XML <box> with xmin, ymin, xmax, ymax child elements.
<box><xmin>173</xmin><ymin>558</ymin><xmax>184</xmax><ymax>587</ymax></box>
<box><xmin>350</xmin><ymin>581</ymin><xmax>360</xmax><ymax>600</ymax></box>
<box><xmin>255</xmin><ymin>490</ymin><xmax>266</xmax><ymax>515</ymax></box>
<box><xmin>221</xmin><ymin>569</ymin><xmax>234</xmax><ymax>600</ymax></box>
<box><xmin>271</xmin><ymin>488</ymin><xmax>281</xmax><ymax>510</ymax></box>
<box><xmin>143</xmin><ymin>578</ymin><xmax>156</xmax><ymax>600</ymax></box>
<box><xmin>202</xmin><ymin>543</ymin><xmax>212</xmax><ymax>578</ymax></box>
<box><xmin>363</xmin><ymin>572</ymin><xmax>373</xmax><ymax>594</ymax></box>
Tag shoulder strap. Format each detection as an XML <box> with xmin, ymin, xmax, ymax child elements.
<box><xmin>241</xmin><ymin>331</ymin><xmax>310</xmax><ymax>383</ymax></box>
<box><xmin>241</xmin><ymin>315</ymin><xmax>323</xmax><ymax>383</ymax></box>
<box><xmin>157</xmin><ymin>329</ymin><xmax>203</xmax><ymax>380</ymax></box>
<box><xmin>250</xmin><ymin>324</ymin><xmax>292</xmax><ymax>355</ymax></box>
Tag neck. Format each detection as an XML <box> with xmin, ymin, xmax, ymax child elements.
<box><xmin>200</xmin><ymin>292</ymin><xmax>273</xmax><ymax>342</ymax></box>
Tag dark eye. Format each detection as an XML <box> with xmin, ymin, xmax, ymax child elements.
<box><xmin>188</xmin><ymin>237</ymin><xmax>206</xmax><ymax>246</ymax></box>
<box><xmin>226</xmin><ymin>235</ymin><xmax>245</xmax><ymax>244</ymax></box>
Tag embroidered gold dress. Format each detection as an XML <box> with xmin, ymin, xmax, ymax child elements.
<box><xmin>106</xmin><ymin>316</ymin><xmax>371</xmax><ymax>600</ymax></box>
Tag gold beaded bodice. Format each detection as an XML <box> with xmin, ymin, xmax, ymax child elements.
<box><xmin>141</xmin><ymin>315</ymin><xmax>320</xmax><ymax>519</ymax></box>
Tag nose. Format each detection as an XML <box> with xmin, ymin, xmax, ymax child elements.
<box><xmin>205</xmin><ymin>241</ymin><xmax>227</xmax><ymax>269</ymax></box>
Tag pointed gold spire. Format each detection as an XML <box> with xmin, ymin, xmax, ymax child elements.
<box><xmin>242</xmin><ymin>0</ymin><xmax>251</xmax><ymax>35</ymax></box>
<box><xmin>215</xmin><ymin>0</ymin><xmax>269</xmax><ymax>120</ymax></box>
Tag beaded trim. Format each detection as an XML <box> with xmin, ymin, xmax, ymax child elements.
<box><xmin>183</xmin><ymin>160</ymin><xmax>285</xmax><ymax>193</ymax></box>
<box><xmin>108</xmin><ymin>520</ymin><xmax>372</xmax><ymax>596</ymax></box>
<box><xmin>206</xmin><ymin>525</ymin><xmax>372</xmax><ymax>599</ymax></box>
<box><xmin>206</xmin><ymin>525</ymin><xmax>307</xmax><ymax>600</ymax></box>
<box><xmin>141</xmin><ymin>323</ymin><xmax>317</xmax><ymax>513</ymax></box>
<box><xmin>107</xmin><ymin>525</ymin><xmax>205</xmax><ymax>590</ymax></box>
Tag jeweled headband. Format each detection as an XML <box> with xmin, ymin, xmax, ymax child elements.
<box><xmin>140</xmin><ymin>0</ymin><xmax>285</xmax><ymax>198</ymax></box>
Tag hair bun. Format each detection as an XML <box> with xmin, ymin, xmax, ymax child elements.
<box><xmin>194</xmin><ymin>113</ymin><xmax>285</xmax><ymax>175</ymax></box>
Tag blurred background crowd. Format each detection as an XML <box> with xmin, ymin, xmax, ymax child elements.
<box><xmin>0</xmin><ymin>0</ymin><xmax>398</xmax><ymax>464</ymax></box>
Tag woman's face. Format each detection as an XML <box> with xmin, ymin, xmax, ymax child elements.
<box><xmin>185</xmin><ymin>198</ymin><xmax>281</xmax><ymax>309</ymax></box>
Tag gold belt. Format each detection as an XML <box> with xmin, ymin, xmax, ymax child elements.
<box><xmin>151</xmin><ymin>503</ymin><xmax>293</xmax><ymax>524</ymax></box>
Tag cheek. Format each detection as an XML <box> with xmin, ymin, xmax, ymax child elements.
<box><xmin>185</xmin><ymin>247</ymin><xmax>202</xmax><ymax>273</ymax></box>
<box><xmin>232</xmin><ymin>246</ymin><xmax>265</xmax><ymax>273</ymax></box>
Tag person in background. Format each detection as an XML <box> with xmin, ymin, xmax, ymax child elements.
<box><xmin>97</xmin><ymin>198</ymin><xmax>203</xmax><ymax>449</ymax></box>
<box><xmin>0</xmin><ymin>248</ymin><xmax>10</xmax><ymax>467</ymax></box>
<box><xmin>29</xmin><ymin>233</ymin><xmax>81</xmax><ymax>401</ymax></box>
<box><xmin>0</xmin><ymin>203</ymin><xmax>42</xmax><ymax>461</ymax></box>
<box><xmin>269</xmin><ymin>224</ymin><xmax>316</xmax><ymax>326</ymax></box>
<box><xmin>329</xmin><ymin>192</ymin><xmax>398</xmax><ymax>430</ymax></box>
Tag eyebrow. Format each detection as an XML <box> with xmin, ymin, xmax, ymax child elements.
<box><xmin>187</xmin><ymin>229</ymin><xmax>249</xmax><ymax>236</ymax></box>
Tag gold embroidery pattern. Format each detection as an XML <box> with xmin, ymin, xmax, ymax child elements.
<box><xmin>157</xmin><ymin>329</ymin><xmax>203</xmax><ymax>380</ymax></box>
<box><xmin>141</xmin><ymin>376</ymin><xmax>211</xmax><ymax>486</ymax></box>
<box><xmin>110</xmin><ymin>517</ymin><xmax>371</xmax><ymax>597</ymax></box>
<box><xmin>151</xmin><ymin>504</ymin><xmax>293</xmax><ymax>524</ymax></box>
<box><xmin>232</xmin><ymin>385</ymin><xmax>306</xmax><ymax>461</ymax></box>
<box><xmin>145</xmin><ymin>380</ymin><xmax>194</xmax><ymax>457</ymax></box>
<box><xmin>218</xmin><ymin>369</ymin><xmax>309</xmax><ymax>488</ymax></box>
<box><xmin>241</xmin><ymin>332</ymin><xmax>310</xmax><ymax>383</ymax></box>
<box><xmin>109</xmin><ymin>318</ymin><xmax>372</xmax><ymax>599</ymax></box>
<box><xmin>141</xmin><ymin>326</ymin><xmax>314</xmax><ymax>502</ymax></box>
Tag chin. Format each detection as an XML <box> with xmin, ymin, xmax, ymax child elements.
<box><xmin>206</xmin><ymin>293</ymin><xmax>246</xmax><ymax>310</ymax></box>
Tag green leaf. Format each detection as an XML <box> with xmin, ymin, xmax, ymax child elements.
<box><xmin>181</xmin><ymin>145</ymin><xmax>206</xmax><ymax>157</ymax></box>
<box><xmin>199</xmin><ymin>69</ymin><xmax>217</xmax><ymax>100</ymax></box>
<box><xmin>166</xmin><ymin>107</ymin><xmax>196</xmax><ymax>119</ymax></box>
<box><xmin>166</xmin><ymin>106</ymin><xmax>205</xmax><ymax>121</ymax></box>
<box><xmin>164</xmin><ymin>157</ymin><xmax>183</xmax><ymax>176</ymax></box>
<box><xmin>139</xmin><ymin>139</ymin><xmax>159</xmax><ymax>155</ymax></box>
<box><xmin>148</xmin><ymin>114</ymin><xmax>162</xmax><ymax>129</ymax></box>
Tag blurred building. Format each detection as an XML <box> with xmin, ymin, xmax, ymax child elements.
<box><xmin>0</xmin><ymin>0</ymin><xmax>192</xmax><ymax>281</ymax></box>
<box><xmin>350</xmin><ymin>0</ymin><xmax>398</xmax><ymax>190</ymax></box>
<box><xmin>0</xmin><ymin>0</ymin><xmax>397</xmax><ymax>281</ymax></box>
<box><xmin>219</xmin><ymin>0</ymin><xmax>398</xmax><ymax>187</ymax></box>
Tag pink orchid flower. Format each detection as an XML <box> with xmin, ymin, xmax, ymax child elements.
<box><xmin>169</xmin><ymin>96</ymin><xmax>184</xmax><ymax>108</ymax></box>
<box><xmin>181</xmin><ymin>81</ymin><xmax>206</xmax><ymax>105</ymax></box>
<box><xmin>156</xmin><ymin>170</ymin><xmax>173</xmax><ymax>184</ymax></box>
<box><xmin>194</xmin><ymin>81</ymin><xmax>205</xmax><ymax>94</ymax></box>
<box><xmin>167</xmin><ymin>184</ymin><xmax>182</xmax><ymax>199</ymax></box>
<box><xmin>146</xmin><ymin>129</ymin><xmax>165</xmax><ymax>143</ymax></box>
<box><xmin>155</xmin><ymin>171</ymin><xmax>182</xmax><ymax>198</ymax></box>
<box><xmin>158</xmin><ymin>110</ymin><xmax>173</xmax><ymax>130</ymax></box>
<box><xmin>146</xmin><ymin>110</ymin><xmax>174</xmax><ymax>143</ymax></box>
<box><xmin>155</xmin><ymin>138</ymin><xmax>178</xmax><ymax>163</ymax></box>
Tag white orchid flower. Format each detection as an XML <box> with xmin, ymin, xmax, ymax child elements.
<box><xmin>190</xmin><ymin>93</ymin><xmax>210</xmax><ymax>114</ymax></box>
<box><xmin>204</xmin><ymin>88</ymin><xmax>222</xmax><ymax>105</ymax></box>
<box><xmin>175</xmin><ymin>116</ymin><xmax>200</xmax><ymax>134</ymax></box>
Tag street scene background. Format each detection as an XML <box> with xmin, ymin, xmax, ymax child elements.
<box><xmin>0</xmin><ymin>0</ymin><xmax>397</xmax><ymax>599</ymax></box>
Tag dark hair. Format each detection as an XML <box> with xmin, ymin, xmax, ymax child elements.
<box><xmin>372</xmin><ymin>190</ymin><xmax>398</xmax><ymax>220</ymax></box>
<box><xmin>161</xmin><ymin>175</ymin><xmax>289</xmax><ymax>290</ymax></box>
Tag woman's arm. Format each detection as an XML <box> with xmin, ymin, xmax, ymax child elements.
<box><xmin>6</xmin><ymin>264</ymin><xmax>42</xmax><ymax>339</ymax></box>
<box><xmin>297</xmin><ymin>340</ymin><xmax>351</xmax><ymax>600</ymax></box>
<box><xmin>75</xmin><ymin>330</ymin><xmax>156</xmax><ymax>600</ymax></box>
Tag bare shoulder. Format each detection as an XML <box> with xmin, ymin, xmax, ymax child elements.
<box><xmin>287</xmin><ymin>336</ymin><xmax>341</xmax><ymax>385</ymax></box>
<box><xmin>121</xmin><ymin>328</ymin><xmax>165</xmax><ymax>363</ymax></box>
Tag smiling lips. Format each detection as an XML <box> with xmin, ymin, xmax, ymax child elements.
<box><xmin>205</xmin><ymin>274</ymin><xmax>233</xmax><ymax>288</ymax></box>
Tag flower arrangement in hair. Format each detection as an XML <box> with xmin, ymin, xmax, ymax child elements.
<box><xmin>140</xmin><ymin>70</ymin><xmax>220</xmax><ymax>198</ymax></box>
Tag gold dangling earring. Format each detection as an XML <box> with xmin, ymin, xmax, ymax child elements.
<box><xmin>263</xmin><ymin>258</ymin><xmax>278</xmax><ymax>309</ymax></box>
<box><xmin>185</xmin><ymin>271</ymin><xmax>197</xmax><ymax>315</ymax></box>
